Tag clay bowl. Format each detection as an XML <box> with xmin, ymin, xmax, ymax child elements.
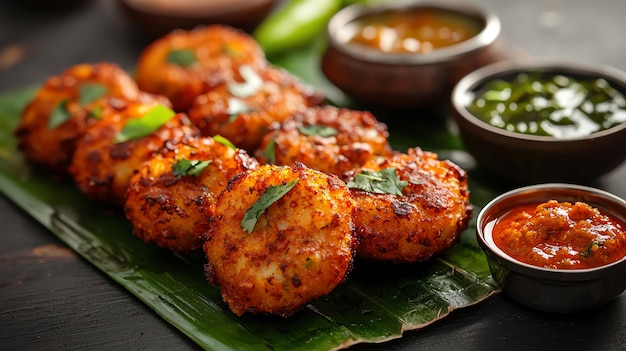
<box><xmin>451</xmin><ymin>60</ymin><xmax>626</xmax><ymax>184</ymax></box>
<box><xmin>117</xmin><ymin>0</ymin><xmax>277</xmax><ymax>38</ymax></box>
<box><xmin>321</xmin><ymin>0</ymin><xmax>503</xmax><ymax>108</ymax></box>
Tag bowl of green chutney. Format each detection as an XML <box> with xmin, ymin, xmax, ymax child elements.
<box><xmin>451</xmin><ymin>60</ymin><xmax>626</xmax><ymax>184</ymax></box>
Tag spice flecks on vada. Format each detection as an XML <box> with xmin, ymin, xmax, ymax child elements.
<box><xmin>204</xmin><ymin>163</ymin><xmax>356</xmax><ymax>317</ymax></box>
<box><xmin>188</xmin><ymin>65</ymin><xmax>324</xmax><ymax>151</ymax></box>
<box><xmin>135</xmin><ymin>25</ymin><xmax>269</xmax><ymax>112</ymax></box>
<box><xmin>69</xmin><ymin>101</ymin><xmax>199</xmax><ymax>205</ymax></box>
<box><xmin>124</xmin><ymin>136</ymin><xmax>259</xmax><ymax>254</ymax></box>
<box><xmin>256</xmin><ymin>105</ymin><xmax>392</xmax><ymax>176</ymax></box>
<box><xmin>344</xmin><ymin>148</ymin><xmax>472</xmax><ymax>263</ymax></box>
<box><xmin>15</xmin><ymin>62</ymin><xmax>142</xmax><ymax>172</ymax></box>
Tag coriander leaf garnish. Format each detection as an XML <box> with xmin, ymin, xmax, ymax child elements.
<box><xmin>347</xmin><ymin>168</ymin><xmax>408</xmax><ymax>196</ymax></box>
<box><xmin>298</xmin><ymin>125</ymin><xmax>338</xmax><ymax>137</ymax></box>
<box><xmin>88</xmin><ymin>105</ymin><xmax>103</xmax><ymax>120</ymax></box>
<box><xmin>78</xmin><ymin>83</ymin><xmax>108</xmax><ymax>106</ymax></box>
<box><xmin>172</xmin><ymin>158</ymin><xmax>212</xmax><ymax>178</ymax></box>
<box><xmin>213</xmin><ymin>135</ymin><xmax>236</xmax><ymax>150</ymax></box>
<box><xmin>241</xmin><ymin>179</ymin><xmax>299</xmax><ymax>233</ymax></box>
<box><xmin>114</xmin><ymin>104</ymin><xmax>175</xmax><ymax>143</ymax></box>
<box><xmin>48</xmin><ymin>99</ymin><xmax>71</xmax><ymax>129</ymax></box>
<box><xmin>261</xmin><ymin>137</ymin><xmax>276</xmax><ymax>164</ymax></box>
<box><xmin>166</xmin><ymin>48</ymin><xmax>197</xmax><ymax>67</ymax></box>
<box><xmin>227</xmin><ymin>97</ymin><xmax>254</xmax><ymax>122</ymax></box>
<box><xmin>582</xmin><ymin>239</ymin><xmax>605</xmax><ymax>258</ymax></box>
<box><xmin>228</xmin><ymin>65</ymin><xmax>263</xmax><ymax>98</ymax></box>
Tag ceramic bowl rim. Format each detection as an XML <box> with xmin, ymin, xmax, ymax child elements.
<box><xmin>451</xmin><ymin>60</ymin><xmax>626</xmax><ymax>143</ymax></box>
<box><xmin>326</xmin><ymin>0</ymin><xmax>501</xmax><ymax>65</ymax></box>
<box><xmin>477</xmin><ymin>183</ymin><xmax>626</xmax><ymax>280</ymax></box>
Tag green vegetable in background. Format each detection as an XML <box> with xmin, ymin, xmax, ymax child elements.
<box><xmin>253</xmin><ymin>0</ymin><xmax>341</xmax><ymax>57</ymax></box>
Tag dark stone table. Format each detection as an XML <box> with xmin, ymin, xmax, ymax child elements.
<box><xmin>1</xmin><ymin>1</ymin><xmax>625</xmax><ymax>350</ymax></box>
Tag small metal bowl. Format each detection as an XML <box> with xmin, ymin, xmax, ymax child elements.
<box><xmin>477</xmin><ymin>183</ymin><xmax>626</xmax><ymax>313</ymax></box>
<box><xmin>451</xmin><ymin>60</ymin><xmax>626</xmax><ymax>184</ymax></box>
<box><xmin>321</xmin><ymin>0</ymin><xmax>504</xmax><ymax>108</ymax></box>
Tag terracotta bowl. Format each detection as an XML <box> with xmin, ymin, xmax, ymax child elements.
<box><xmin>477</xmin><ymin>183</ymin><xmax>626</xmax><ymax>313</ymax></box>
<box><xmin>117</xmin><ymin>0</ymin><xmax>277</xmax><ymax>37</ymax></box>
<box><xmin>451</xmin><ymin>60</ymin><xmax>626</xmax><ymax>184</ymax></box>
<box><xmin>321</xmin><ymin>1</ymin><xmax>504</xmax><ymax>108</ymax></box>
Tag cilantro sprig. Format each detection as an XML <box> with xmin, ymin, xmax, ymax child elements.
<box><xmin>298</xmin><ymin>125</ymin><xmax>338</xmax><ymax>137</ymax></box>
<box><xmin>347</xmin><ymin>168</ymin><xmax>408</xmax><ymax>196</ymax></box>
<box><xmin>241</xmin><ymin>179</ymin><xmax>299</xmax><ymax>233</ymax></box>
<box><xmin>78</xmin><ymin>83</ymin><xmax>108</xmax><ymax>106</ymax></box>
<box><xmin>213</xmin><ymin>135</ymin><xmax>236</xmax><ymax>150</ymax></box>
<box><xmin>114</xmin><ymin>104</ymin><xmax>176</xmax><ymax>143</ymax></box>
<box><xmin>47</xmin><ymin>83</ymin><xmax>110</xmax><ymax>129</ymax></box>
<box><xmin>261</xmin><ymin>137</ymin><xmax>276</xmax><ymax>164</ymax></box>
<box><xmin>48</xmin><ymin>99</ymin><xmax>71</xmax><ymax>129</ymax></box>
<box><xmin>172</xmin><ymin>158</ymin><xmax>212</xmax><ymax>179</ymax></box>
<box><xmin>166</xmin><ymin>49</ymin><xmax>197</xmax><ymax>67</ymax></box>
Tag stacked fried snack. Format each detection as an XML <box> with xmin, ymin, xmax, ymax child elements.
<box><xmin>15</xmin><ymin>25</ymin><xmax>472</xmax><ymax>317</ymax></box>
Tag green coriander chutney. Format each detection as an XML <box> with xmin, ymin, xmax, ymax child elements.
<box><xmin>467</xmin><ymin>72</ymin><xmax>626</xmax><ymax>138</ymax></box>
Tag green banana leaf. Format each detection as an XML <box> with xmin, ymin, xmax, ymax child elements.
<box><xmin>0</xmin><ymin>40</ymin><xmax>505</xmax><ymax>350</ymax></box>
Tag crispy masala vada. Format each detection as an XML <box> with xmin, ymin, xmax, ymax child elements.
<box><xmin>124</xmin><ymin>136</ymin><xmax>259</xmax><ymax>254</ymax></box>
<box><xmin>69</xmin><ymin>101</ymin><xmax>198</xmax><ymax>205</ymax></box>
<box><xmin>15</xmin><ymin>62</ymin><xmax>142</xmax><ymax>172</ymax></box>
<box><xmin>344</xmin><ymin>148</ymin><xmax>472</xmax><ymax>263</ymax></box>
<box><xmin>135</xmin><ymin>25</ymin><xmax>269</xmax><ymax>112</ymax></box>
<box><xmin>204</xmin><ymin>163</ymin><xmax>356</xmax><ymax>317</ymax></box>
<box><xmin>256</xmin><ymin>105</ymin><xmax>392</xmax><ymax>176</ymax></box>
<box><xmin>188</xmin><ymin>65</ymin><xmax>324</xmax><ymax>151</ymax></box>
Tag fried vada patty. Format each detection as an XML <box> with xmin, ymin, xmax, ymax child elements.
<box><xmin>69</xmin><ymin>101</ymin><xmax>199</xmax><ymax>205</ymax></box>
<box><xmin>14</xmin><ymin>62</ymin><xmax>141</xmax><ymax>172</ymax></box>
<box><xmin>187</xmin><ymin>65</ymin><xmax>324</xmax><ymax>151</ymax></box>
<box><xmin>204</xmin><ymin>163</ymin><xmax>356</xmax><ymax>317</ymax></box>
<box><xmin>256</xmin><ymin>105</ymin><xmax>392</xmax><ymax>176</ymax></box>
<box><xmin>135</xmin><ymin>25</ymin><xmax>269</xmax><ymax>112</ymax></box>
<box><xmin>124</xmin><ymin>137</ymin><xmax>259</xmax><ymax>254</ymax></box>
<box><xmin>344</xmin><ymin>148</ymin><xmax>472</xmax><ymax>263</ymax></box>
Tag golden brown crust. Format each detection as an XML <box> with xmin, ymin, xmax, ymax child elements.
<box><xmin>69</xmin><ymin>101</ymin><xmax>199</xmax><ymax>205</ymax></box>
<box><xmin>256</xmin><ymin>105</ymin><xmax>392</xmax><ymax>176</ymax></box>
<box><xmin>14</xmin><ymin>63</ymin><xmax>142</xmax><ymax>172</ymax></box>
<box><xmin>344</xmin><ymin>148</ymin><xmax>472</xmax><ymax>263</ymax></box>
<box><xmin>135</xmin><ymin>25</ymin><xmax>269</xmax><ymax>112</ymax></box>
<box><xmin>124</xmin><ymin>137</ymin><xmax>259</xmax><ymax>254</ymax></box>
<box><xmin>204</xmin><ymin>163</ymin><xmax>356</xmax><ymax>317</ymax></box>
<box><xmin>187</xmin><ymin>66</ymin><xmax>324</xmax><ymax>151</ymax></box>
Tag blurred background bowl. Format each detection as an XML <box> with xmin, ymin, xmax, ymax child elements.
<box><xmin>117</xmin><ymin>0</ymin><xmax>277</xmax><ymax>38</ymax></box>
<box><xmin>321</xmin><ymin>0</ymin><xmax>504</xmax><ymax>108</ymax></box>
<box><xmin>451</xmin><ymin>60</ymin><xmax>626</xmax><ymax>184</ymax></box>
<box><xmin>477</xmin><ymin>183</ymin><xmax>626</xmax><ymax>313</ymax></box>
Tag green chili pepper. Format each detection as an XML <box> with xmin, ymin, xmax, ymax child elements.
<box><xmin>253</xmin><ymin>0</ymin><xmax>342</xmax><ymax>57</ymax></box>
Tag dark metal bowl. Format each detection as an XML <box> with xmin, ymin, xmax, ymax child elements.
<box><xmin>451</xmin><ymin>60</ymin><xmax>626</xmax><ymax>184</ymax></box>
<box><xmin>321</xmin><ymin>0</ymin><xmax>504</xmax><ymax>108</ymax></box>
<box><xmin>477</xmin><ymin>183</ymin><xmax>626</xmax><ymax>313</ymax></box>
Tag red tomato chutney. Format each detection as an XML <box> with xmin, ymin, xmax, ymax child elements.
<box><xmin>492</xmin><ymin>200</ymin><xmax>626</xmax><ymax>269</ymax></box>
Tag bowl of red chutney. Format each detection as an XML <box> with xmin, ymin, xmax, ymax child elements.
<box><xmin>451</xmin><ymin>60</ymin><xmax>626</xmax><ymax>184</ymax></box>
<box><xmin>477</xmin><ymin>183</ymin><xmax>626</xmax><ymax>313</ymax></box>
